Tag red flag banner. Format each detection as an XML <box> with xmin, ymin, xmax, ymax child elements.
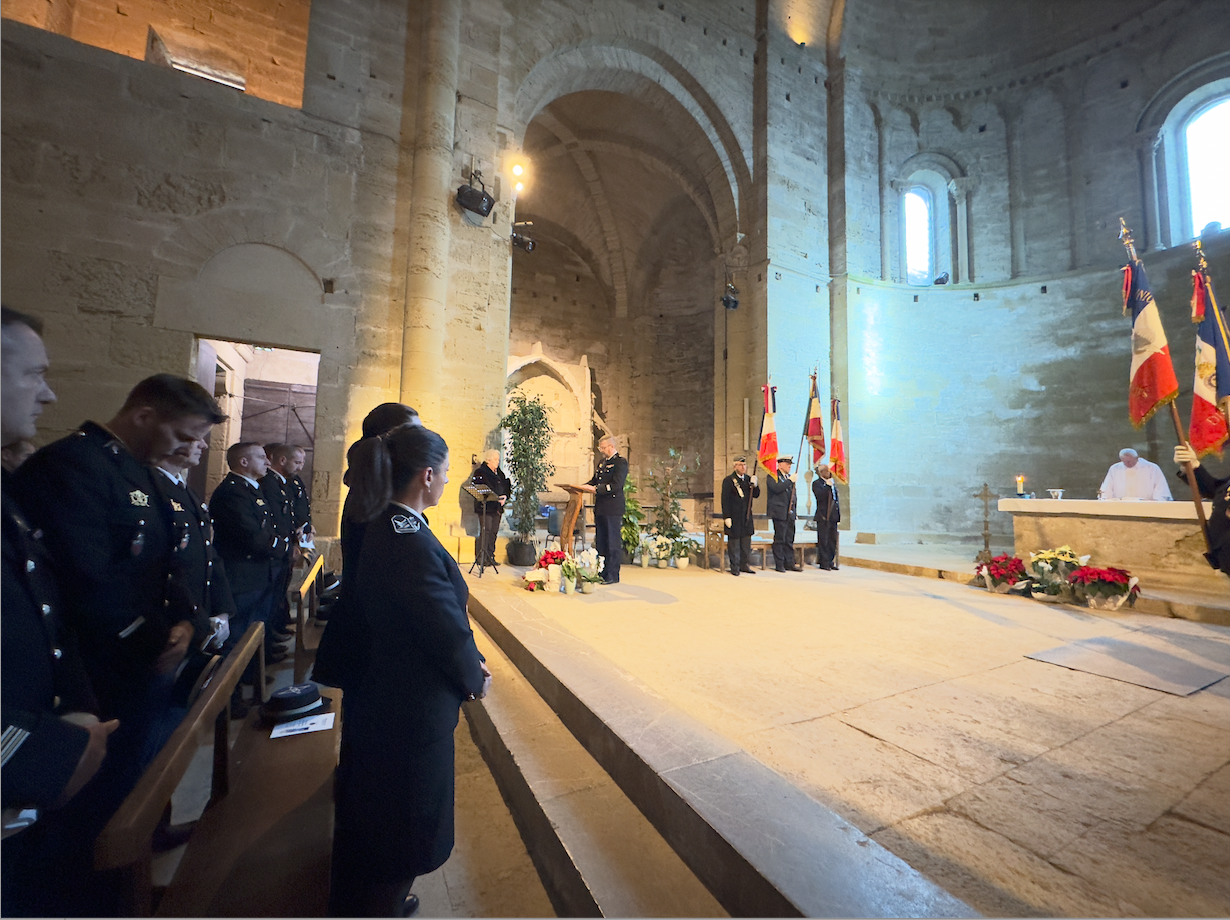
<box><xmin>805</xmin><ymin>375</ymin><xmax>826</xmax><ymax>466</ymax></box>
<box><xmin>1190</xmin><ymin>269</ymin><xmax>1230</xmax><ymax>457</ymax></box>
<box><xmin>829</xmin><ymin>398</ymin><xmax>847</xmax><ymax>485</ymax></box>
<box><xmin>758</xmin><ymin>384</ymin><xmax>779</xmax><ymax>477</ymax></box>
<box><xmin>1122</xmin><ymin>257</ymin><xmax>1180</xmax><ymax>428</ymax></box>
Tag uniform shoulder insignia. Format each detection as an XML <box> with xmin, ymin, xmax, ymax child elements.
<box><xmin>129</xmin><ymin>489</ymin><xmax>150</xmax><ymax>507</ymax></box>
<box><xmin>391</xmin><ymin>514</ymin><xmax>420</xmax><ymax>534</ymax></box>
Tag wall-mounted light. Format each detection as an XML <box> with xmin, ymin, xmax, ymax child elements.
<box><xmin>510</xmin><ymin>160</ymin><xmax>528</xmax><ymax>195</ymax></box>
<box><xmin>721</xmin><ymin>282</ymin><xmax>739</xmax><ymax>310</ymax></box>
<box><xmin>512</xmin><ymin>220</ymin><xmax>536</xmax><ymax>253</ymax></box>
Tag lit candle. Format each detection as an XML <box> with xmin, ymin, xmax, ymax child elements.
<box><xmin>1016</xmin><ymin>475</ymin><xmax>1025</xmax><ymax>494</ymax></box>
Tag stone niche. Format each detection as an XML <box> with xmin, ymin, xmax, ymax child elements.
<box><xmin>507</xmin><ymin>343</ymin><xmax>595</xmax><ymax>504</ymax></box>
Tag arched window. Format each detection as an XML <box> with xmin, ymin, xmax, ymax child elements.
<box><xmin>903</xmin><ymin>188</ymin><xmax>933</xmax><ymax>285</ymax></box>
<box><xmin>1184</xmin><ymin>97</ymin><xmax>1230</xmax><ymax>237</ymax></box>
<box><xmin>1140</xmin><ymin>73</ymin><xmax>1230</xmax><ymax>247</ymax></box>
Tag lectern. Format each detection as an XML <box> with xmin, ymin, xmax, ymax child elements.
<box><xmin>464</xmin><ymin>481</ymin><xmax>499</xmax><ymax>576</ymax></box>
<box><xmin>556</xmin><ymin>484</ymin><xmax>590</xmax><ymax>553</ymax></box>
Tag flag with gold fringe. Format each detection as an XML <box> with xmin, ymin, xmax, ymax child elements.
<box><xmin>758</xmin><ymin>384</ymin><xmax>779</xmax><ymax>477</ymax></box>
<box><xmin>829</xmin><ymin>398</ymin><xmax>847</xmax><ymax>485</ymax></box>
<box><xmin>804</xmin><ymin>374</ymin><xmax>826</xmax><ymax>466</ymax></box>
<box><xmin>1190</xmin><ymin>266</ymin><xmax>1230</xmax><ymax>457</ymax></box>
<box><xmin>1122</xmin><ymin>256</ymin><xmax>1179</xmax><ymax>428</ymax></box>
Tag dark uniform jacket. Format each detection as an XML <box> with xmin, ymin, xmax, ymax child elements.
<box><xmin>153</xmin><ymin>471</ymin><xmax>235</xmax><ymax>623</ymax></box>
<box><xmin>813</xmin><ymin>477</ymin><xmax>841</xmax><ymax>524</ymax></box>
<box><xmin>347</xmin><ymin>505</ymin><xmax>486</xmax><ymax>744</ymax></box>
<box><xmin>766</xmin><ymin>472</ymin><xmax>797</xmax><ymax>522</ymax></box>
<box><xmin>261</xmin><ymin>471</ymin><xmax>296</xmax><ymax>557</ymax></box>
<box><xmin>1179</xmin><ymin>465</ymin><xmax>1230</xmax><ymax>574</ymax></box>
<box><xmin>586</xmin><ymin>453</ymin><xmax>628</xmax><ymax>517</ymax></box>
<box><xmin>721</xmin><ymin>472</ymin><xmax>760</xmax><ymax>537</ymax></box>
<box><xmin>470</xmin><ymin>463</ymin><xmax>511</xmax><ymax>515</ymax></box>
<box><xmin>312</xmin><ymin>514</ymin><xmax>369</xmax><ymax>691</ymax></box>
<box><xmin>290</xmin><ymin>473</ymin><xmax>312</xmax><ymax>533</ymax></box>
<box><xmin>12</xmin><ymin>422</ymin><xmax>185</xmax><ymax>717</ymax></box>
<box><xmin>210</xmin><ymin>473</ymin><xmax>285</xmax><ymax>595</ymax></box>
<box><xmin>1</xmin><ymin>472</ymin><xmax>95</xmax><ymax>811</ymax></box>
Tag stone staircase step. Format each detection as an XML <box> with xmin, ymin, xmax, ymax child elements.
<box><xmin>467</xmin><ymin>623</ymin><xmax>726</xmax><ymax>919</ymax></box>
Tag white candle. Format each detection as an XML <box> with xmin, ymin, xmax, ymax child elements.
<box><xmin>1016</xmin><ymin>475</ymin><xmax>1025</xmax><ymax>494</ymax></box>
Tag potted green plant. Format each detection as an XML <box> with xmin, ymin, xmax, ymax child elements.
<box><xmin>1028</xmin><ymin>545</ymin><xmax>1089</xmax><ymax>603</ymax></box>
<box><xmin>671</xmin><ymin>535</ymin><xmax>700</xmax><ymax>569</ymax></box>
<box><xmin>1068</xmin><ymin>565</ymin><xmax>1140</xmax><ymax>610</ymax></box>
<box><xmin>644</xmin><ymin>447</ymin><xmax>699</xmax><ymax>566</ymax></box>
<box><xmin>500</xmin><ymin>392</ymin><xmax>555</xmax><ymax>566</ymax></box>
<box><xmin>621</xmin><ymin>476</ymin><xmax>646</xmax><ymax>564</ymax></box>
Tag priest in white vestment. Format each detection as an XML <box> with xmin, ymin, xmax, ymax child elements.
<box><xmin>1098</xmin><ymin>448</ymin><xmax>1173</xmax><ymax>500</ymax></box>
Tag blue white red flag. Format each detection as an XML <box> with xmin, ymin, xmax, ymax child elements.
<box><xmin>804</xmin><ymin>374</ymin><xmax>826</xmax><ymax>465</ymax></box>
<box><xmin>1121</xmin><ymin>258</ymin><xmax>1179</xmax><ymax>428</ymax></box>
<box><xmin>1189</xmin><ymin>268</ymin><xmax>1230</xmax><ymax>457</ymax></box>
<box><xmin>829</xmin><ymin>398</ymin><xmax>847</xmax><ymax>485</ymax></box>
<box><xmin>758</xmin><ymin>384</ymin><xmax>779</xmax><ymax>477</ymax></box>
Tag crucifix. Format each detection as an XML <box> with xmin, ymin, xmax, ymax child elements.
<box><xmin>974</xmin><ymin>482</ymin><xmax>996</xmax><ymax>564</ymax></box>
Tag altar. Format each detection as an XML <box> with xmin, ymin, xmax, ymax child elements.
<box><xmin>998</xmin><ymin>498</ymin><xmax>1224</xmax><ymax>597</ymax></box>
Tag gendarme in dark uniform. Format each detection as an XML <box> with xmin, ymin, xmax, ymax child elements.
<box><xmin>585</xmin><ymin>440</ymin><xmax>628</xmax><ymax>583</ymax></box>
<box><xmin>1178</xmin><ymin>464</ymin><xmax>1230</xmax><ymax>576</ymax></box>
<box><xmin>765</xmin><ymin>457</ymin><xmax>799</xmax><ymax>572</ymax></box>
<box><xmin>330</xmin><ymin>503</ymin><xmax>486</xmax><ymax>912</ymax></box>
<box><xmin>12</xmin><ymin>422</ymin><xmax>198</xmax><ymax>724</ymax></box>
<box><xmin>153</xmin><ymin>469</ymin><xmax>236</xmax><ymax>642</ymax></box>
<box><xmin>260</xmin><ymin>469</ymin><xmax>296</xmax><ymax>645</ymax></box>
<box><xmin>813</xmin><ymin>469</ymin><xmax>841</xmax><ymax>570</ymax></box>
<box><xmin>2</xmin><ymin>469</ymin><xmax>99</xmax><ymax>917</ymax></box>
<box><xmin>290</xmin><ymin>472</ymin><xmax>312</xmax><ymax>535</ymax></box>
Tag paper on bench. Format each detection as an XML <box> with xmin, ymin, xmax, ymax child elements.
<box><xmin>270</xmin><ymin>712</ymin><xmax>335</xmax><ymax>738</ymax></box>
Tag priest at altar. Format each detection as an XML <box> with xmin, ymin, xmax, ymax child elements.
<box><xmin>1098</xmin><ymin>448</ymin><xmax>1172</xmax><ymax>501</ymax></box>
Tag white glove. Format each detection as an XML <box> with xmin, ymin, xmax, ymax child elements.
<box><xmin>1174</xmin><ymin>444</ymin><xmax>1199</xmax><ymax>468</ymax></box>
<box><xmin>724</xmin><ymin>518</ymin><xmax>733</xmax><ymax>528</ymax></box>
<box><xmin>207</xmin><ymin>615</ymin><xmax>230</xmax><ymax>650</ymax></box>
<box><xmin>790</xmin><ymin>473</ymin><xmax>798</xmax><ymax>482</ymax></box>
<box><xmin>750</xmin><ymin>475</ymin><xmax>758</xmax><ymax>486</ymax></box>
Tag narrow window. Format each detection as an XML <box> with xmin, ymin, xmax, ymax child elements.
<box><xmin>904</xmin><ymin>189</ymin><xmax>932</xmax><ymax>285</ymax></box>
<box><xmin>1185</xmin><ymin>97</ymin><xmax>1230</xmax><ymax>236</ymax></box>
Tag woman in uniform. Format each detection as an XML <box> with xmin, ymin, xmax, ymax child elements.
<box><xmin>328</xmin><ymin>424</ymin><xmax>491</xmax><ymax>917</ymax></box>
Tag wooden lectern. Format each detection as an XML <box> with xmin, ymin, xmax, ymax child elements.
<box><xmin>556</xmin><ymin>484</ymin><xmax>590</xmax><ymax>552</ymax></box>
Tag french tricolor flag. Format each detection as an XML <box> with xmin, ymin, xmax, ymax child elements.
<box><xmin>1122</xmin><ymin>258</ymin><xmax>1179</xmax><ymax>428</ymax></box>
<box><xmin>1190</xmin><ymin>269</ymin><xmax>1230</xmax><ymax>458</ymax></box>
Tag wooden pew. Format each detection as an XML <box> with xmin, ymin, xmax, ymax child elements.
<box><xmin>93</xmin><ymin>622</ymin><xmax>265</xmax><ymax>915</ymax></box>
<box><xmin>291</xmin><ymin>552</ymin><xmax>326</xmax><ymax>684</ymax></box>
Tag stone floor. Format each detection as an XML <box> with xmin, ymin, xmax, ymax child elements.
<box><xmin>479</xmin><ymin>559</ymin><xmax>1230</xmax><ymax>917</ymax></box>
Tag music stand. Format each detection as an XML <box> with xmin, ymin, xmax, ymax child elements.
<box><xmin>465</xmin><ymin>482</ymin><xmax>500</xmax><ymax>576</ymax></box>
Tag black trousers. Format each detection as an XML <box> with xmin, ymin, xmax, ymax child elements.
<box><xmin>594</xmin><ymin>514</ymin><xmax>621</xmax><ymax>582</ymax></box>
<box><xmin>475</xmin><ymin>510</ymin><xmax>501</xmax><ymax>564</ymax></box>
<box><xmin>816</xmin><ymin>520</ymin><xmax>839</xmax><ymax>569</ymax></box>
<box><xmin>727</xmin><ymin>534</ymin><xmax>752</xmax><ymax>571</ymax></box>
<box><xmin>771</xmin><ymin>518</ymin><xmax>796</xmax><ymax>570</ymax></box>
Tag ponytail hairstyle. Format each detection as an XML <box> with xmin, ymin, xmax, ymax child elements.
<box><xmin>346</xmin><ymin>425</ymin><xmax>448</xmax><ymax>522</ymax></box>
<box><xmin>361</xmin><ymin>403</ymin><xmax>419</xmax><ymax>439</ymax></box>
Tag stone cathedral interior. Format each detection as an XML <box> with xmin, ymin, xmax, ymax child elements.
<box><xmin>2</xmin><ymin>0</ymin><xmax>1229</xmax><ymax>917</ymax></box>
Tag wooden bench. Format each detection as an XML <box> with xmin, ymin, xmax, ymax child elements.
<box><xmin>93</xmin><ymin>622</ymin><xmax>266</xmax><ymax>915</ymax></box>
<box><xmin>707</xmin><ymin>514</ymin><xmax>826</xmax><ymax>571</ymax></box>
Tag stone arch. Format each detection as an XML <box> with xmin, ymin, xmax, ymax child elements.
<box><xmin>513</xmin><ymin>41</ymin><xmax>745</xmax><ymax>248</ymax></box>
<box><xmin>507</xmin><ymin>346</ymin><xmax>594</xmax><ymax>500</ymax></box>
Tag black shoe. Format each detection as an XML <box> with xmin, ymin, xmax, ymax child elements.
<box><xmin>400</xmin><ymin>893</ymin><xmax>420</xmax><ymax>918</ymax></box>
<box><xmin>152</xmin><ymin>818</ymin><xmax>197</xmax><ymax>852</ymax></box>
<box><xmin>730</xmin><ymin>568</ymin><xmax>739</xmax><ymax>576</ymax></box>
<box><xmin>321</xmin><ymin>572</ymin><xmax>341</xmax><ymax>593</ymax></box>
<box><xmin>775</xmin><ymin>567</ymin><xmax>786</xmax><ymax>573</ymax></box>
<box><xmin>741</xmin><ymin>567</ymin><xmax>756</xmax><ymax>574</ymax></box>
<box><xmin>271</xmin><ymin>630</ymin><xmax>294</xmax><ymax>643</ymax></box>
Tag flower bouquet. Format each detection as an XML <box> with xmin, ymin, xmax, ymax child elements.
<box><xmin>559</xmin><ymin>554</ymin><xmax>579</xmax><ymax>594</ymax></box>
<box><xmin>575</xmin><ymin>547</ymin><xmax>604</xmax><ymax>592</ymax></box>
<box><xmin>1028</xmin><ymin>545</ymin><xmax>1089</xmax><ymax>602</ymax></box>
<box><xmin>975</xmin><ymin>554</ymin><xmax>1027</xmax><ymax>593</ymax></box>
<box><xmin>1067</xmin><ymin>565</ymin><xmax>1140</xmax><ymax>610</ymax></box>
<box><xmin>642</xmin><ymin>534</ymin><xmax>672</xmax><ymax>567</ymax></box>
<box><xmin>521</xmin><ymin>569</ymin><xmax>548</xmax><ymax>592</ymax></box>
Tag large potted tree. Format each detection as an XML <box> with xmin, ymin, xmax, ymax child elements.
<box><xmin>500</xmin><ymin>392</ymin><xmax>555</xmax><ymax>566</ymax></box>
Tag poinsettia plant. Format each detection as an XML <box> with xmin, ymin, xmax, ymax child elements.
<box><xmin>1067</xmin><ymin>565</ymin><xmax>1140</xmax><ymax>605</ymax></box>
<box><xmin>1029</xmin><ymin>545</ymin><xmax>1089</xmax><ymax>597</ymax></box>
<box><xmin>537</xmin><ymin>549</ymin><xmax>567</xmax><ymax>568</ymax></box>
<box><xmin>976</xmin><ymin>553</ymin><xmax>1026</xmax><ymax>587</ymax></box>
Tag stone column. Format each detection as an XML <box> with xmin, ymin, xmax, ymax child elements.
<box><xmin>948</xmin><ymin>176</ymin><xmax>978</xmax><ymax>284</ymax></box>
<box><xmin>399</xmin><ymin>0</ymin><xmax>461</xmax><ymax>420</ymax></box>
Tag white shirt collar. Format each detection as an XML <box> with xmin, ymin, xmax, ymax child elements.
<box><xmin>156</xmin><ymin>466</ymin><xmax>185</xmax><ymax>484</ymax></box>
<box><xmin>234</xmin><ymin>472</ymin><xmax>261</xmax><ymax>489</ymax></box>
<box><xmin>391</xmin><ymin>502</ymin><xmax>428</xmax><ymax>525</ymax></box>
<box><xmin>270</xmin><ymin>470</ymin><xmax>286</xmax><ymax>483</ymax></box>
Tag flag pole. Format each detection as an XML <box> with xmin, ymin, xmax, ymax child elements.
<box><xmin>1195</xmin><ymin>239</ymin><xmax>1230</xmax><ymax>430</ymax></box>
<box><xmin>1119</xmin><ymin>219</ymin><xmax>1211</xmax><ymax>550</ymax></box>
